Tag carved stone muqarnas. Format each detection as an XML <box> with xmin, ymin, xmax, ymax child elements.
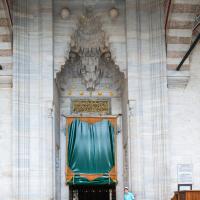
<box><xmin>57</xmin><ymin>8</ymin><xmax>124</xmax><ymax>93</ymax></box>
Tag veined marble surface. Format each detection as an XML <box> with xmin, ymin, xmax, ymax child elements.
<box><xmin>0</xmin><ymin>0</ymin><xmax>200</xmax><ymax>200</ymax></box>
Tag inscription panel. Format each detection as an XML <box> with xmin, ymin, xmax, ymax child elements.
<box><xmin>71</xmin><ymin>99</ymin><xmax>110</xmax><ymax>114</ymax></box>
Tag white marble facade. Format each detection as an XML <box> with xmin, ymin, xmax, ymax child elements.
<box><xmin>0</xmin><ymin>0</ymin><xmax>200</xmax><ymax>200</ymax></box>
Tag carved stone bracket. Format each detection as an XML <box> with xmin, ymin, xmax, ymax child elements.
<box><xmin>167</xmin><ymin>70</ymin><xmax>190</xmax><ymax>89</ymax></box>
<box><xmin>128</xmin><ymin>100</ymin><xmax>136</xmax><ymax>117</ymax></box>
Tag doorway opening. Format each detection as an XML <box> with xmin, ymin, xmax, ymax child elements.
<box><xmin>69</xmin><ymin>185</ymin><xmax>116</xmax><ymax>200</ymax></box>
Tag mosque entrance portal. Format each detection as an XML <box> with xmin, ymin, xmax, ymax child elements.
<box><xmin>69</xmin><ymin>185</ymin><xmax>116</xmax><ymax>200</ymax></box>
<box><xmin>55</xmin><ymin>8</ymin><xmax>125</xmax><ymax>200</ymax></box>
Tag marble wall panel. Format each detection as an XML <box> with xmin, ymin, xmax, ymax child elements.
<box><xmin>168</xmin><ymin>44</ymin><xmax>200</xmax><ymax>196</ymax></box>
<box><xmin>12</xmin><ymin>0</ymin><xmax>55</xmax><ymax>199</ymax></box>
<box><xmin>126</xmin><ymin>1</ymin><xmax>169</xmax><ymax>200</ymax></box>
<box><xmin>0</xmin><ymin>89</ymin><xmax>12</xmax><ymax>200</ymax></box>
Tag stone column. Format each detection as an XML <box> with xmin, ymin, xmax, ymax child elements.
<box><xmin>12</xmin><ymin>0</ymin><xmax>54</xmax><ymax>199</ymax></box>
<box><xmin>60</xmin><ymin>98</ymin><xmax>71</xmax><ymax>200</ymax></box>
<box><xmin>125</xmin><ymin>0</ymin><xmax>169</xmax><ymax>200</ymax></box>
<box><xmin>116</xmin><ymin>115</ymin><xmax>124</xmax><ymax>200</ymax></box>
<box><xmin>111</xmin><ymin>98</ymin><xmax>124</xmax><ymax>200</ymax></box>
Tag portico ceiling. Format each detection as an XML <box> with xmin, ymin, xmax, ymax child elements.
<box><xmin>0</xmin><ymin>0</ymin><xmax>12</xmax><ymax>88</ymax></box>
<box><xmin>165</xmin><ymin>0</ymin><xmax>200</xmax><ymax>71</ymax></box>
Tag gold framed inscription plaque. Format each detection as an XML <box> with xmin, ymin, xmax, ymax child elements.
<box><xmin>71</xmin><ymin>99</ymin><xmax>110</xmax><ymax>114</ymax></box>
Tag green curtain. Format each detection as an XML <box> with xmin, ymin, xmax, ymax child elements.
<box><xmin>69</xmin><ymin>176</ymin><xmax>115</xmax><ymax>185</ymax></box>
<box><xmin>67</xmin><ymin>119</ymin><xmax>116</xmax><ymax>185</ymax></box>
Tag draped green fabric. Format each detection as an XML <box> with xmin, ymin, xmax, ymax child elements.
<box><xmin>68</xmin><ymin>176</ymin><xmax>116</xmax><ymax>185</ymax></box>
<box><xmin>67</xmin><ymin>119</ymin><xmax>116</xmax><ymax>185</ymax></box>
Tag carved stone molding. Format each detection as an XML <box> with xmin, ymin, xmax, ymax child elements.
<box><xmin>70</xmin><ymin>8</ymin><xmax>107</xmax><ymax>51</ymax></box>
<box><xmin>56</xmin><ymin>8</ymin><xmax>124</xmax><ymax>94</ymax></box>
<box><xmin>167</xmin><ymin>70</ymin><xmax>190</xmax><ymax>89</ymax></box>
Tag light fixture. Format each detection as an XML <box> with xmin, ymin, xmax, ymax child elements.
<box><xmin>60</xmin><ymin>8</ymin><xmax>70</xmax><ymax>19</ymax></box>
<box><xmin>109</xmin><ymin>8</ymin><xmax>119</xmax><ymax>20</ymax></box>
